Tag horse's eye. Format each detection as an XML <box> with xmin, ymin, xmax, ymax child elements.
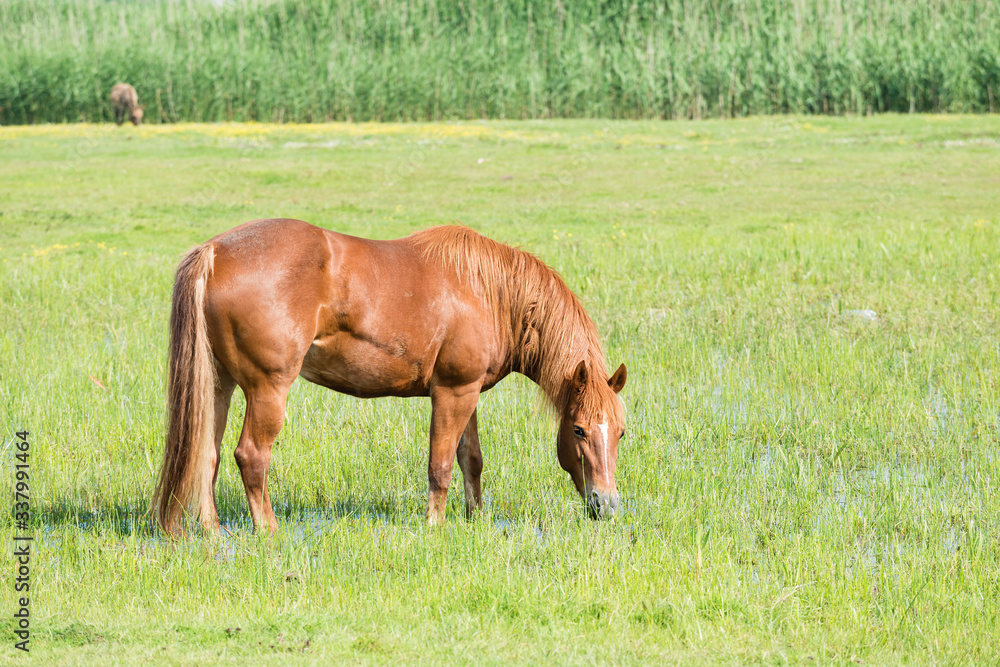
<box><xmin>573</xmin><ymin>425</ymin><xmax>586</xmax><ymax>439</ymax></box>
<box><xmin>620</xmin><ymin>430</ymin><xmax>626</xmax><ymax>439</ymax></box>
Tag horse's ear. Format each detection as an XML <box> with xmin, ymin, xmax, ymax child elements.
<box><xmin>608</xmin><ymin>363</ymin><xmax>627</xmax><ymax>394</ymax></box>
<box><xmin>571</xmin><ymin>360</ymin><xmax>589</xmax><ymax>393</ymax></box>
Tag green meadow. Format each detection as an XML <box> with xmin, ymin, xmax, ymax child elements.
<box><xmin>1</xmin><ymin>116</ymin><xmax>999</xmax><ymax>664</ymax></box>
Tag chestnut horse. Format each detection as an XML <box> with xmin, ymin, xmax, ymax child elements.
<box><xmin>152</xmin><ymin>219</ymin><xmax>627</xmax><ymax>536</ymax></box>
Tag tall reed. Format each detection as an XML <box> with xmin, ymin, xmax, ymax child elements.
<box><xmin>2</xmin><ymin>0</ymin><xmax>998</xmax><ymax>124</ymax></box>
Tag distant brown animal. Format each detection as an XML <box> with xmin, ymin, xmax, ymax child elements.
<box><xmin>110</xmin><ymin>83</ymin><xmax>143</xmax><ymax>126</ymax></box>
<box><xmin>152</xmin><ymin>220</ymin><xmax>629</xmax><ymax>536</ymax></box>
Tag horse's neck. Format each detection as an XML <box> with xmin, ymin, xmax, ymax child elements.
<box><xmin>504</xmin><ymin>272</ymin><xmax>603</xmax><ymax>408</ymax></box>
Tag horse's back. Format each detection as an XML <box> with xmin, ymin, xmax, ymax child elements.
<box><xmin>110</xmin><ymin>83</ymin><xmax>137</xmax><ymax>107</ymax></box>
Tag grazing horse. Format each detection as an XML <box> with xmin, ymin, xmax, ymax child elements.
<box><xmin>110</xmin><ymin>83</ymin><xmax>143</xmax><ymax>126</ymax></box>
<box><xmin>153</xmin><ymin>219</ymin><xmax>628</xmax><ymax>536</ymax></box>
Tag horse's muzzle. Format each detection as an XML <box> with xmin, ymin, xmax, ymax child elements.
<box><xmin>588</xmin><ymin>490</ymin><xmax>619</xmax><ymax>519</ymax></box>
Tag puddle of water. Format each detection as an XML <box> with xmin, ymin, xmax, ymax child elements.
<box><xmin>742</xmin><ymin>445</ymin><xmax>969</xmax><ymax>573</ymax></box>
<box><xmin>32</xmin><ymin>491</ymin><xmax>585</xmax><ymax>557</ymax></box>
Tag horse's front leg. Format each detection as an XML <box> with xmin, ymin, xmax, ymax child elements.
<box><xmin>456</xmin><ymin>408</ymin><xmax>484</xmax><ymax>519</ymax></box>
<box><xmin>426</xmin><ymin>383</ymin><xmax>481</xmax><ymax>525</ymax></box>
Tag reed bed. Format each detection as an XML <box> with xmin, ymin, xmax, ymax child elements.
<box><xmin>2</xmin><ymin>0</ymin><xmax>999</xmax><ymax>124</ymax></box>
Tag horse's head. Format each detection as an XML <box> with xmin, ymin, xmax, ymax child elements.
<box><xmin>558</xmin><ymin>360</ymin><xmax>627</xmax><ymax>519</ymax></box>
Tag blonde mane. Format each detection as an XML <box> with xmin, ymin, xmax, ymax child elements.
<box><xmin>411</xmin><ymin>226</ymin><xmax>613</xmax><ymax>412</ymax></box>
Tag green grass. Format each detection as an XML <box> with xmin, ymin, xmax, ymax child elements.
<box><xmin>2</xmin><ymin>0</ymin><xmax>1000</xmax><ymax>124</ymax></box>
<box><xmin>1</xmin><ymin>115</ymin><xmax>999</xmax><ymax>664</ymax></box>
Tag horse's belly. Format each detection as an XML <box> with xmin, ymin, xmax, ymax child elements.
<box><xmin>299</xmin><ymin>335</ymin><xmax>430</xmax><ymax>398</ymax></box>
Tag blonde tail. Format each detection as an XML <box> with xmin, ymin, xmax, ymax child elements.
<box><xmin>152</xmin><ymin>244</ymin><xmax>217</xmax><ymax>536</ymax></box>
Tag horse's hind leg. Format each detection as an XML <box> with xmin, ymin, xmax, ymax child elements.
<box><xmin>200</xmin><ymin>363</ymin><xmax>236</xmax><ymax>532</ymax></box>
<box><xmin>456</xmin><ymin>408</ymin><xmax>484</xmax><ymax>519</ymax></box>
<box><xmin>234</xmin><ymin>382</ymin><xmax>290</xmax><ymax>534</ymax></box>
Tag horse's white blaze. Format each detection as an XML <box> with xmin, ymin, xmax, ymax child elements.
<box><xmin>598</xmin><ymin>421</ymin><xmax>610</xmax><ymax>486</ymax></box>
